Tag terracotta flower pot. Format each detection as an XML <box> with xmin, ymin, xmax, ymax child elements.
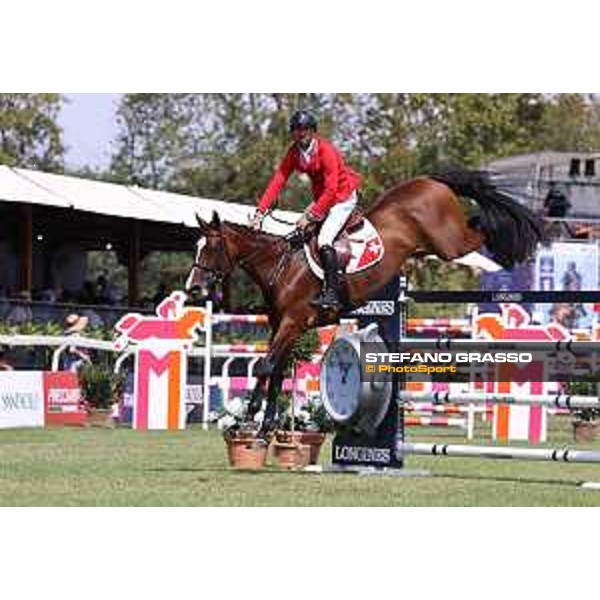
<box><xmin>86</xmin><ymin>408</ymin><xmax>115</xmax><ymax>428</ymax></box>
<box><xmin>272</xmin><ymin>441</ymin><xmax>310</xmax><ymax>470</ymax></box>
<box><xmin>275</xmin><ymin>431</ymin><xmax>326</xmax><ymax>465</ymax></box>
<box><xmin>224</xmin><ymin>433</ymin><xmax>269</xmax><ymax>470</ymax></box>
<box><xmin>298</xmin><ymin>431</ymin><xmax>326</xmax><ymax>465</ymax></box>
<box><xmin>275</xmin><ymin>431</ymin><xmax>303</xmax><ymax>444</ymax></box>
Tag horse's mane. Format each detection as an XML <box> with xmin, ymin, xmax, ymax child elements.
<box><xmin>225</xmin><ymin>221</ymin><xmax>287</xmax><ymax>243</ymax></box>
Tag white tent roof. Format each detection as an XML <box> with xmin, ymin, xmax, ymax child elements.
<box><xmin>0</xmin><ymin>165</ymin><xmax>297</xmax><ymax>235</ymax></box>
<box><xmin>0</xmin><ymin>165</ymin><xmax>501</xmax><ymax>271</ymax></box>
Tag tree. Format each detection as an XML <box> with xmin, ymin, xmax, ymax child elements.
<box><xmin>0</xmin><ymin>93</ymin><xmax>64</xmax><ymax>171</ymax></box>
<box><xmin>110</xmin><ymin>93</ymin><xmax>193</xmax><ymax>189</ymax></box>
<box><xmin>535</xmin><ymin>94</ymin><xmax>600</xmax><ymax>152</ymax></box>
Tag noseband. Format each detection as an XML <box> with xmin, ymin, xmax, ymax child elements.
<box><xmin>189</xmin><ymin>231</ymin><xmax>235</xmax><ymax>285</ymax></box>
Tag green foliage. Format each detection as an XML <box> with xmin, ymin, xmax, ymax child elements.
<box><xmin>79</xmin><ymin>363</ymin><xmax>125</xmax><ymax>410</ymax></box>
<box><xmin>287</xmin><ymin>329</ymin><xmax>320</xmax><ymax>371</ymax></box>
<box><xmin>405</xmin><ymin>258</ymin><xmax>480</xmax><ymax>318</ymax></box>
<box><xmin>0</xmin><ymin>93</ymin><xmax>64</xmax><ymax>170</ymax></box>
<box><xmin>0</xmin><ymin>320</ymin><xmax>114</xmax><ymax>341</ymax></box>
<box><xmin>565</xmin><ymin>381</ymin><xmax>600</xmax><ymax>422</ymax></box>
<box><xmin>276</xmin><ymin>394</ymin><xmax>335</xmax><ymax>433</ymax></box>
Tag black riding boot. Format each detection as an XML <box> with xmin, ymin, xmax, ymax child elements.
<box><xmin>311</xmin><ymin>245</ymin><xmax>342</xmax><ymax>311</ymax></box>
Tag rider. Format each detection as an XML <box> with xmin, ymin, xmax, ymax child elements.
<box><xmin>250</xmin><ymin>110</ymin><xmax>362</xmax><ymax>311</ymax></box>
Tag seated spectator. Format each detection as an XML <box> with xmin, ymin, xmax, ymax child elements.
<box><xmin>81</xmin><ymin>308</ymin><xmax>104</xmax><ymax>328</ymax></box>
<box><xmin>6</xmin><ymin>291</ymin><xmax>33</xmax><ymax>325</ymax></box>
<box><xmin>63</xmin><ymin>314</ymin><xmax>92</xmax><ymax>373</ymax></box>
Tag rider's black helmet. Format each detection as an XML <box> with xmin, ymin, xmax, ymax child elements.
<box><xmin>289</xmin><ymin>110</ymin><xmax>318</xmax><ymax>133</ymax></box>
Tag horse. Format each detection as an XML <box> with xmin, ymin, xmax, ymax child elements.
<box><xmin>186</xmin><ymin>170</ymin><xmax>543</xmax><ymax>437</ymax></box>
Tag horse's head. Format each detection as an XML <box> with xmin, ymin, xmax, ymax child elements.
<box><xmin>186</xmin><ymin>211</ymin><xmax>236</xmax><ymax>294</ymax></box>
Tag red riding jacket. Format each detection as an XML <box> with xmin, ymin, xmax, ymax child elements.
<box><xmin>258</xmin><ymin>136</ymin><xmax>362</xmax><ymax>220</ymax></box>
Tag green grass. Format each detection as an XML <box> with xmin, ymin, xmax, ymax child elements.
<box><xmin>1</xmin><ymin>420</ymin><xmax>600</xmax><ymax>506</ymax></box>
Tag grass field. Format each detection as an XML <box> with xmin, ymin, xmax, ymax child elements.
<box><xmin>2</xmin><ymin>418</ymin><xmax>600</xmax><ymax>506</ymax></box>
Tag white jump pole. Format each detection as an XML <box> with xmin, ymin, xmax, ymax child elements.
<box><xmin>400</xmin><ymin>390</ymin><xmax>600</xmax><ymax>410</ymax></box>
<box><xmin>400</xmin><ymin>442</ymin><xmax>600</xmax><ymax>464</ymax></box>
<box><xmin>202</xmin><ymin>300</ymin><xmax>213</xmax><ymax>430</ymax></box>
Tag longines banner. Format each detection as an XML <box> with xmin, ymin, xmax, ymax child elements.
<box><xmin>0</xmin><ymin>372</ymin><xmax>45</xmax><ymax>429</ymax></box>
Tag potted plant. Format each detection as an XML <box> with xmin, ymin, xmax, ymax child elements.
<box><xmin>79</xmin><ymin>363</ymin><xmax>124</xmax><ymax>427</ymax></box>
<box><xmin>216</xmin><ymin>397</ymin><xmax>270</xmax><ymax>470</ymax></box>
<box><xmin>274</xmin><ymin>394</ymin><xmax>333</xmax><ymax>468</ymax></box>
<box><xmin>273</xmin><ymin>329</ymin><xmax>330</xmax><ymax>468</ymax></box>
<box><xmin>566</xmin><ymin>381</ymin><xmax>600</xmax><ymax>443</ymax></box>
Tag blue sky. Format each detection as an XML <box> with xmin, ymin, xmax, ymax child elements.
<box><xmin>59</xmin><ymin>93</ymin><xmax>121</xmax><ymax>170</ymax></box>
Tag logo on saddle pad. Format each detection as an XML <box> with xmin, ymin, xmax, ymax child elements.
<box><xmin>305</xmin><ymin>218</ymin><xmax>384</xmax><ymax>279</ymax></box>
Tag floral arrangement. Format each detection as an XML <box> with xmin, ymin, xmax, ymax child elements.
<box><xmin>277</xmin><ymin>394</ymin><xmax>334</xmax><ymax>433</ymax></box>
<box><xmin>213</xmin><ymin>395</ymin><xmax>263</xmax><ymax>436</ymax></box>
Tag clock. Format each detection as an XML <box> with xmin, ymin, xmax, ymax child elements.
<box><xmin>321</xmin><ymin>324</ymin><xmax>393</xmax><ymax>436</ymax></box>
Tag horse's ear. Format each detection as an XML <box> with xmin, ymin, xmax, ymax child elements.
<box><xmin>196</xmin><ymin>213</ymin><xmax>208</xmax><ymax>231</ymax></box>
<box><xmin>211</xmin><ymin>211</ymin><xmax>221</xmax><ymax>227</ymax></box>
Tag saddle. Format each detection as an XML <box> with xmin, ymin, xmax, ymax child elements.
<box><xmin>304</xmin><ymin>209</ymin><xmax>385</xmax><ymax>280</ymax></box>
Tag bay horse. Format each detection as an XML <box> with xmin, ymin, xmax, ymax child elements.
<box><xmin>186</xmin><ymin>170</ymin><xmax>542</xmax><ymax>437</ymax></box>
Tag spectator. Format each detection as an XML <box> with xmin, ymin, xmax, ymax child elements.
<box><xmin>63</xmin><ymin>314</ymin><xmax>92</xmax><ymax>373</ymax></box>
<box><xmin>6</xmin><ymin>291</ymin><xmax>33</xmax><ymax>325</ymax></box>
<box><xmin>544</xmin><ymin>184</ymin><xmax>571</xmax><ymax>218</ymax></box>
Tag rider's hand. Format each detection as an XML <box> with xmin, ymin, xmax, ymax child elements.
<box><xmin>249</xmin><ymin>210</ymin><xmax>265</xmax><ymax>230</ymax></box>
<box><xmin>297</xmin><ymin>208</ymin><xmax>320</xmax><ymax>231</ymax></box>
<box><xmin>297</xmin><ymin>213</ymin><xmax>311</xmax><ymax>230</ymax></box>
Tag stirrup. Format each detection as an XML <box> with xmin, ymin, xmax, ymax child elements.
<box><xmin>311</xmin><ymin>290</ymin><xmax>342</xmax><ymax>311</ymax></box>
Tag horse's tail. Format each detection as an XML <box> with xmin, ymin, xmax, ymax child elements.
<box><xmin>431</xmin><ymin>169</ymin><xmax>543</xmax><ymax>269</ymax></box>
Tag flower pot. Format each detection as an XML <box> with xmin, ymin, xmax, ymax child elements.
<box><xmin>275</xmin><ymin>431</ymin><xmax>303</xmax><ymax>445</ymax></box>
<box><xmin>86</xmin><ymin>407</ymin><xmax>115</xmax><ymax>428</ymax></box>
<box><xmin>573</xmin><ymin>420</ymin><xmax>600</xmax><ymax>443</ymax></box>
<box><xmin>224</xmin><ymin>434</ymin><xmax>269</xmax><ymax>470</ymax></box>
<box><xmin>275</xmin><ymin>431</ymin><xmax>326</xmax><ymax>465</ymax></box>
<box><xmin>272</xmin><ymin>441</ymin><xmax>310</xmax><ymax>470</ymax></box>
<box><xmin>298</xmin><ymin>431</ymin><xmax>326</xmax><ymax>465</ymax></box>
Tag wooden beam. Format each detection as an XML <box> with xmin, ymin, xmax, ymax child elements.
<box><xmin>20</xmin><ymin>204</ymin><xmax>33</xmax><ymax>293</ymax></box>
<box><xmin>128</xmin><ymin>220</ymin><xmax>141</xmax><ymax>307</ymax></box>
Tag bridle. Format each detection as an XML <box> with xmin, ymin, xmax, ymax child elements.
<box><xmin>188</xmin><ymin>231</ymin><xmax>235</xmax><ymax>285</ymax></box>
<box><xmin>188</xmin><ymin>221</ymin><xmax>312</xmax><ymax>291</ymax></box>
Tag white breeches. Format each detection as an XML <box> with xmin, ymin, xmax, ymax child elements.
<box><xmin>317</xmin><ymin>191</ymin><xmax>358</xmax><ymax>248</ymax></box>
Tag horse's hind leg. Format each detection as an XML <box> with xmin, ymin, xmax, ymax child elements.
<box><xmin>427</xmin><ymin>219</ymin><xmax>484</xmax><ymax>261</ymax></box>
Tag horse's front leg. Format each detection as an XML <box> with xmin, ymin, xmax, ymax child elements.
<box><xmin>256</xmin><ymin>320</ymin><xmax>302</xmax><ymax>438</ymax></box>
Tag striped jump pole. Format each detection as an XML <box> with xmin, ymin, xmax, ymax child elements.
<box><xmin>404</xmin><ymin>416</ymin><xmax>467</xmax><ymax>428</ymax></box>
<box><xmin>213</xmin><ymin>314</ymin><xmax>270</xmax><ymax>325</ymax></box>
<box><xmin>407</xmin><ymin>318</ymin><xmax>471</xmax><ymax>336</ymax></box>
<box><xmin>400</xmin><ymin>442</ymin><xmax>600</xmax><ymax>464</ymax></box>
<box><xmin>400</xmin><ymin>390</ymin><xmax>600</xmax><ymax>410</ymax></box>
<box><xmin>406</xmin><ymin>402</ymin><xmax>492</xmax><ymax>415</ymax></box>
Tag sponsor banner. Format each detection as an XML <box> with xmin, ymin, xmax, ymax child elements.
<box><xmin>43</xmin><ymin>372</ymin><xmax>87</xmax><ymax>426</ymax></box>
<box><xmin>0</xmin><ymin>372</ymin><xmax>45</xmax><ymax>429</ymax></box>
<box><xmin>535</xmin><ymin>242</ymin><xmax>599</xmax><ymax>329</ymax></box>
<box><xmin>350</xmin><ymin>300</ymin><xmax>395</xmax><ymax>317</ymax></box>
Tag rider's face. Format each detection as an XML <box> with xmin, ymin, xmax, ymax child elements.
<box><xmin>291</xmin><ymin>128</ymin><xmax>314</xmax><ymax>150</ymax></box>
